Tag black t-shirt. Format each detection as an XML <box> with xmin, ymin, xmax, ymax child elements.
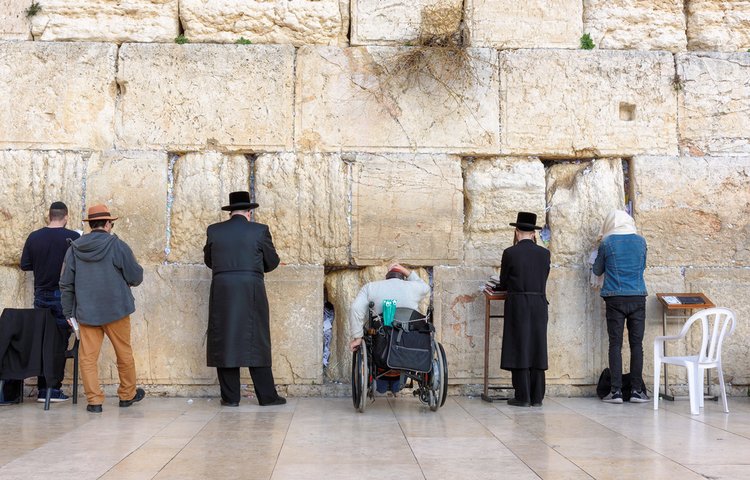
<box><xmin>20</xmin><ymin>227</ymin><xmax>80</xmax><ymax>291</ymax></box>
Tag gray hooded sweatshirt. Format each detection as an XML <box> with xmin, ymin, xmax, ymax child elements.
<box><xmin>60</xmin><ymin>231</ymin><xmax>143</xmax><ymax>326</ymax></box>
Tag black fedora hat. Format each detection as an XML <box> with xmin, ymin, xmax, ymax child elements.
<box><xmin>509</xmin><ymin>211</ymin><xmax>542</xmax><ymax>231</ymax></box>
<box><xmin>221</xmin><ymin>191</ymin><xmax>259</xmax><ymax>211</ymax></box>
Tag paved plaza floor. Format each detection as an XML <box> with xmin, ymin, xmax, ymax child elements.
<box><xmin>1</xmin><ymin>394</ymin><xmax>750</xmax><ymax>479</ymax></box>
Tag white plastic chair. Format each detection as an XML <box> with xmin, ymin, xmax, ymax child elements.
<box><xmin>653</xmin><ymin>307</ymin><xmax>736</xmax><ymax>415</ymax></box>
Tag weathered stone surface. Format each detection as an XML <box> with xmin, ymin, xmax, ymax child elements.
<box><xmin>29</xmin><ymin>0</ymin><xmax>178</xmax><ymax>42</ymax></box>
<box><xmin>687</xmin><ymin>1</ymin><xmax>750</xmax><ymax>51</ymax></box>
<box><xmin>0</xmin><ymin>267</ymin><xmax>31</xmax><ymax>311</ymax></box>
<box><xmin>467</xmin><ymin>0</ymin><xmax>582</xmax><ymax>48</ymax></box>
<box><xmin>0</xmin><ymin>150</ymin><xmax>85</xmax><ymax>266</ymax></box>
<box><xmin>433</xmin><ymin>266</ymin><xmax>501</xmax><ymax>383</ymax></box>
<box><xmin>0</xmin><ymin>42</ymin><xmax>116</xmax><ymax>150</ymax></box>
<box><xmin>642</xmin><ymin>267</ymin><xmax>688</xmax><ymax>388</ymax></box>
<box><xmin>463</xmin><ymin>157</ymin><xmax>546</xmax><ymax>266</ymax></box>
<box><xmin>265</xmin><ymin>265</ymin><xmax>324</xmax><ymax>384</ymax></box>
<box><xmin>295</xmin><ymin>46</ymin><xmax>500</xmax><ymax>153</ymax></box>
<box><xmin>351</xmin><ymin>154</ymin><xmax>463</xmax><ymax>265</ymax></box>
<box><xmin>169</xmin><ymin>152</ymin><xmax>250</xmax><ymax>264</ymax></box>
<box><xmin>181</xmin><ymin>0</ymin><xmax>346</xmax><ymax>46</ymax></box>
<box><xmin>685</xmin><ymin>268</ymin><xmax>750</xmax><ymax>386</ymax></box>
<box><xmin>583</xmin><ymin>0</ymin><xmax>687</xmax><ymax>52</ymax></box>
<box><xmin>351</xmin><ymin>0</ymin><xmax>462</xmax><ymax>46</ymax></box>
<box><xmin>634</xmin><ymin>156</ymin><xmax>750</xmax><ymax>267</ymax></box>
<box><xmin>116</xmin><ymin>44</ymin><xmax>294</xmax><ymax>151</ymax></box>
<box><xmin>677</xmin><ymin>53</ymin><xmax>750</xmax><ymax>156</ymax></box>
<box><xmin>0</xmin><ymin>0</ymin><xmax>31</xmax><ymax>39</ymax></box>
<box><xmin>499</xmin><ymin>50</ymin><xmax>678</xmax><ymax>157</ymax></box>
<box><xmin>547</xmin><ymin>159</ymin><xmax>626</xmax><ymax>266</ymax></box>
<box><xmin>254</xmin><ymin>153</ymin><xmax>349</xmax><ymax>266</ymax></box>
<box><xmin>86</xmin><ymin>151</ymin><xmax>168</xmax><ymax>264</ymax></box>
<box><xmin>324</xmin><ymin>266</ymin><xmax>431</xmax><ymax>382</ymax></box>
<box><xmin>546</xmin><ymin>267</ymin><xmax>602</xmax><ymax>383</ymax></box>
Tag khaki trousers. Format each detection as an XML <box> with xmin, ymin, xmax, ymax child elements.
<box><xmin>79</xmin><ymin>315</ymin><xmax>137</xmax><ymax>405</ymax></box>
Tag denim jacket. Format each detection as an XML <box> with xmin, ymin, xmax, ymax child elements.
<box><xmin>592</xmin><ymin>234</ymin><xmax>647</xmax><ymax>297</ymax></box>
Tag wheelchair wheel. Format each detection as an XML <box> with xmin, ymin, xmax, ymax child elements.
<box><xmin>351</xmin><ymin>341</ymin><xmax>369</xmax><ymax>413</ymax></box>
<box><xmin>429</xmin><ymin>340</ymin><xmax>447</xmax><ymax>411</ymax></box>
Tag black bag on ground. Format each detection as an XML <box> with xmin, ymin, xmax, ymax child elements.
<box><xmin>386</xmin><ymin>309</ymin><xmax>433</xmax><ymax>373</ymax></box>
<box><xmin>597</xmin><ymin>368</ymin><xmax>645</xmax><ymax>401</ymax></box>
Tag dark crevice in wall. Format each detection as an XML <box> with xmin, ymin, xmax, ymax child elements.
<box><xmin>165</xmin><ymin>153</ymin><xmax>179</xmax><ymax>259</ymax></box>
<box><xmin>622</xmin><ymin>157</ymin><xmax>634</xmax><ymax>216</ymax></box>
<box><xmin>246</xmin><ymin>154</ymin><xmax>257</xmax><ymax>222</ymax></box>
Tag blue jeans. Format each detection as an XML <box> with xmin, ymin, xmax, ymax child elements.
<box><xmin>376</xmin><ymin>378</ymin><xmax>401</xmax><ymax>394</ymax></box>
<box><xmin>34</xmin><ymin>289</ymin><xmax>71</xmax><ymax>391</ymax></box>
<box><xmin>605</xmin><ymin>297</ymin><xmax>646</xmax><ymax>391</ymax></box>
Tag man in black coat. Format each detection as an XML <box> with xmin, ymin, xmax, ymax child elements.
<box><xmin>499</xmin><ymin>212</ymin><xmax>551</xmax><ymax>408</ymax></box>
<box><xmin>203</xmin><ymin>191</ymin><xmax>285</xmax><ymax>406</ymax></box>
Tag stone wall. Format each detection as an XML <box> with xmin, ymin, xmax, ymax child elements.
<box><xmin>0</xmin><ymin>1</ymin><xmax>748</xmax><ymax>398</ymax></box>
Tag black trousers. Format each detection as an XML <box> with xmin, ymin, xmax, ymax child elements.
<box><xmin>217</xmin><ymin>366</ymin><xmax>280</xmax><ymax>405</ymax></box>
<box><xmin>511</xmin><ymin>368</ymin><xmax>545</xmax><ymax>404</ymax></box>
<box><xmin>605</xmin><ymin>296</ymin><xmax>646</xmax><ymax>391</ymax></box>
<box><xmin>34</xmin><ymin>290</ymin><xmax>70</xmax><ymax>391</ymax></box>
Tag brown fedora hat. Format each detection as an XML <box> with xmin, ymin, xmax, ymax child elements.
<box><xmin>83</xmin><ymin>204</ymin><xmax>118</xmax><ymax>222</ymax></box>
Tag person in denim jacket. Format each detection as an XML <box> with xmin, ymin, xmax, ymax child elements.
<box><xmin>593</xmin><ymin>210</ymin><xmax>649</xmax><ymax>404</ymax></box>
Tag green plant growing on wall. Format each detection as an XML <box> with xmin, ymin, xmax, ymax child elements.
<box><xmin>671</xmin><ymin>74</ymin><xmax>685</xmax><ymax>92</ymax></box>
<box><xmin>175</xmin><ymin>35</ymin><xmax>189</xmax><ymax>44</ymax></box>
<box><xmin>236</xmin><ymin>37</ymin><xmax>252</xmax><ymax>45</ymax></box>
<box><xmin>580</xmin><ymin>33</ymin><xmax>595</xmax><ymax>50</ymax></box>
<box><xmin>26</xmin><ymin>1</ymin><xmax>41</xmax><ymax>17</ymax></box>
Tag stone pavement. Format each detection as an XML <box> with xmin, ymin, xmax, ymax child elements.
<box><xmin>1</xmin><ymin>395</ymin><xmax>750</xmax><ymax>479</ymax></box>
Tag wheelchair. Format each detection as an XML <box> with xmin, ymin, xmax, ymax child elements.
<box><xmin>351</xmin><ymin>304</ymin><xmax>448</xmax><ymax>412</ymax></box>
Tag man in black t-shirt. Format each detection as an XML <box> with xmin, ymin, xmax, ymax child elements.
<box><xmin>17</xmin><ymin>201</ymin><xmax>80</xmax><ymax>403</ymax></box>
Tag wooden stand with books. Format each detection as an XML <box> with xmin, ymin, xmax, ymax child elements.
<box><xmin>656</xmin><ymin>292</ymin><xmax>715</xmax><ymax>401</ymax></box>
<box><xmin>481</xmin><ymin>288</ymin><xmax>511</xmax><ymax>402</ymax></box>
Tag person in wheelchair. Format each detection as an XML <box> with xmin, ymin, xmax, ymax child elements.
<box><xmin>348</xmin><ymin>263</ymin><xmax>430</xmax><ymax>394</ymax></box>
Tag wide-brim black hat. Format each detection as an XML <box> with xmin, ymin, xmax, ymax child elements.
<box><xmin>509</xmin><ymin>211</ymin><xmax>542</xmax><ymax>231</ymax></box>
<box><xmin>221</xmin><ymin>191</ymin><xmax>259</xmax><ymax>211</ymax></box>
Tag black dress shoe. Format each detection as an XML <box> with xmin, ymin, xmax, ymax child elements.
<box><xmin>119</xmin><ymin>387</ymin><xmax>145</xmax><ymax>407</ymax></box>
<box><xmin>507</xmin><ymin>398</ymin><xmax>530</xmax><ymax>407</ymax></box>
<box><xmin>220</xmin><ymin>399</ymin><xmax>239</xmax><ymax>407</ymax></box>
<box><xmin>260</xmin><ymin>396</ymin><xmax>286</xmax><ymax>406</ymax></box>
<box><xmin>531</xmin><ymin>401</ymin><xmax>543</xmax><ymax>407</ymax></box>
<box><xmin>86</xmin><ymin>404</ymin><xmax>103</xmax><ymax>413</ymax></box>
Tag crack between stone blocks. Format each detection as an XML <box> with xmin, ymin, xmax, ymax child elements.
<box><xmin>113</xmin><ymin>43</ymin><xmax>123</xmax><ymax>151</ymax></box>
<box><xmin>345</xmin><ymin>158</ymin><xmax>354</xmax><ymax>266</ymax></box>
<box><xmin>291</xmin><ymin>47</ymin><xmax>298</xmax><ymax>150</ymax></box>
<box><xmin>79</xmin><ymin>151</ymin><xmax>91</xmax><ymax>231</ymax></box>
<box><xmin>164</xmin><ymin>153</ymin><xmax>178</xmax><ymax>259</ymax></box>
<box><xmin>247</xmin><ymin>154</ymin><xmax>257</xmax><ymax>222</ymax></box>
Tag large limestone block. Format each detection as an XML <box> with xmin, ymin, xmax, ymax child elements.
<box><xmin>181</xmin><ymin>0</ymin><xmax>346</xmax><ymax>46</ymax></box>
<box><xmin>433</xmin><ymin>266</ymin><xmax>500</xmax><ymax>383</ymax></box>
<box><xmin>467</xmin><ymin>0</ymin><xmax>582</xmax><ymax>48</ymax></box>
<box><xmin>254</xmin><ymin>153</ymin><xmax>349</xmax><ymax>266</ymax></box>
<box><xmin>324</xmin><ymin>266</ymin><xmax>430</xmax><ymax>382</ymax></box>
<box><xmin>351</xmin><ymin>153</ymin><xmax>463</xmax><ymax>265</ymax></box>
<box><xmin>130</xmin><ymin>265</ymin><xmax>213</xmax><ymax>384</ymax></box>
<box><xmin>687</xmin><ymin>1</ymin><xmax>750</xmax><ymax>51</ymax></box>
<box><xmin>500</xmin><ymin>50</ymin><xmax>678</xmax><ymax>157</ymax></box>
<box><xmin>677</xmin><ymin>53</ymin><xmax>750</xmax><ymax>156</ymax></box>
<box><xmin>583</xmin><ymin>0</ymin><xmax>687</xmax><ymax>52</ymax></box>
<box><xmin>546</xmin><ymin>267</ymin><xmax>601</xmax><ymax>383</ymax></box>
<box><xmin>295</xmin><ymin>46</ymin><xmax>500</xmax><ymax>153</ymax></box>
<box><xmin>0</xmin><ymin>267</ymin><xmax>31</xmax><ymax>311</ymax></box>
<box><xmin>463</xmin><ymin>158</ymin><xmax>546</xmax><ymax>266</ymax></box>
<box><xmin>351</xmin><ymin>0</ymin><xmax>463</xmax><ymax>45</ymax></box>
<box><xmin>546</xmin><ymin>159</ymin><xmax>625</xmax><ymax>266</ymax></box>
<box><xmin>1</xmin><ymin>0</ymin><xmax>31</xmax><ymax>39</ymax></box>
<box><xmin>29</xmin><ymin>0</ymin><xmax>178</xmax><ymax>42</ymax></box>
<box><xmin>685</xmin><ymin>268</ymin><xmax>750</xmax><ymax>386</ymax></box>
<box><xmin>86</xmin><ymin>151</ymin><xmax>168</xmax><ymax>264</ymax></box>
<box><xmin>0</xmin><ymin>150</ymin><xmax>84</xmax><ymax>266</ymax></box>
<box><xmin>265</xmin><ymin>265</ymin><xmax>324</xmax><ymax>385</ymax></box>
<box><xmin>116</xmin><ymin>44</ymin><xmax>295</xmax><ymax>151</ymax></box>
<box><xmin>0</xmin><ymin>42</ymin><xmax>116</xmax><ymax>150</ymax></box>
<box><xmin>634</xmin><ymin>156</ymin><xmax>750</xmax><ymax>267</ymax></box>
<box><xmin>169</xmin><ymin>152</ymin><xmax>250</xmax><ymax>264</ymax></box>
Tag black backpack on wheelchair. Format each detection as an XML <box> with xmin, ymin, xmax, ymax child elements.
<box><xmin>372</xmin><ymin>308</ymin><xmax>433</xmax><ymax>373</ymax></box>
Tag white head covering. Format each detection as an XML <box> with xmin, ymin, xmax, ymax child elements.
<box><xmin>598</xmin><ymin>210</ymin><xmax>637</xmax><ymax>241</ymax></box>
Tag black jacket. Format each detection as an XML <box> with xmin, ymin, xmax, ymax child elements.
<box><xmin>499</xmin><ymin>239</ymin><xmax>551</xmax><ymax>370</ymax></box>
<box><xmin>203</xmin><ymin>215</ymin><xmax>280</xmax><ymax>367</ymax></box>
<box><xmin>0</xmin><ymin>308</ymin><xmax>65</xmax><ymax>383</ymax></box>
